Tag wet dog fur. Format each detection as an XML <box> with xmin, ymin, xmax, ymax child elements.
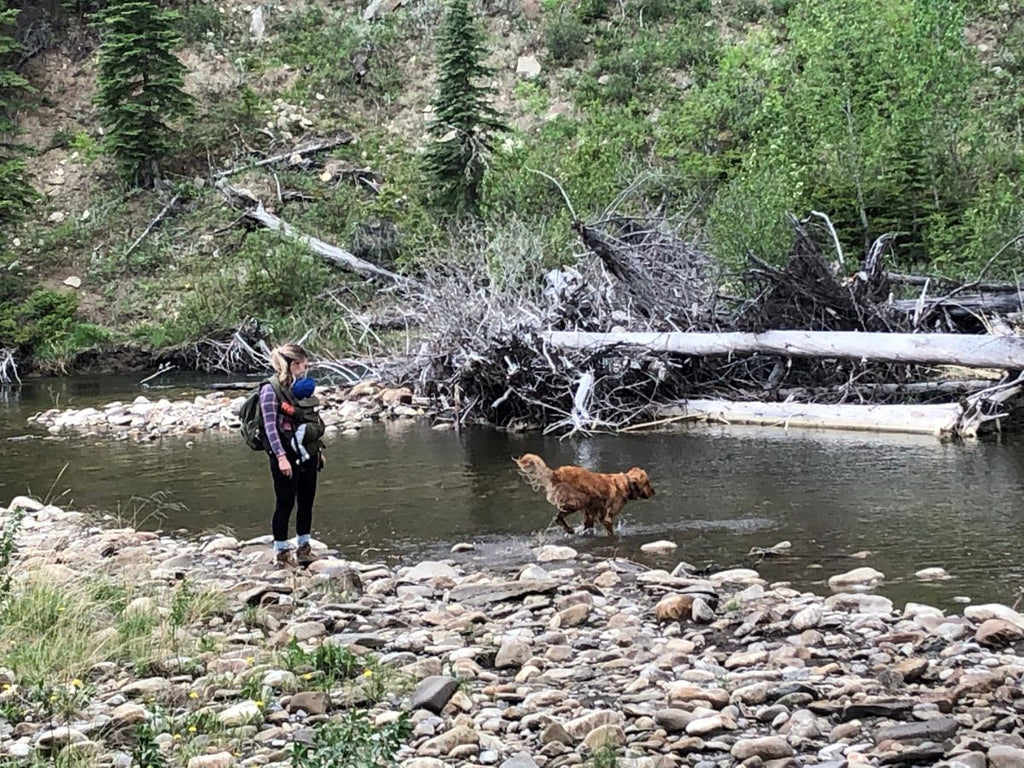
<box><xmin>513</xmin><ymin>453</ymin><xmax>655</xmax><ymax>535</ymax></box>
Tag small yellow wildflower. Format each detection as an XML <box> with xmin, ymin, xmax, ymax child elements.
<box><xmin>245</xmin><ymin>656</ymin><xmax>255</xmax><ymax>665</ymax></box>
<box><xmin>255</xmin><ymin>699</ymin><xmax>264</xmax><ymax>707</ymax></box>
<box><xmin>362</xmin><ymin>669</ymin><xmax>373</xmax><ymax>678</ymax></box>
<box><xmin>302</xmin><ymin>673</ymin><xmax>312</xmax><ymax>680</ymax></box>
<box><xmin>71</xmin><ymin>679</ymin><xmax>83</xmax><ymax>688</ymax></box>
<box><xmin>188</xmin><ymin>725</ymin><xmax>197</xmax><ymax>733</ymax></box>
<box><xmin>188</xmin><ymin>691</ymin><xmax>198</xmax><ymax>699</ymax></box>
<box><xmin>173</xmin><ymin>733</ymin><xmax>181</xmax><ymax>740</ymax></box>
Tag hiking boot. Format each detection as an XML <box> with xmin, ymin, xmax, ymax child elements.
<box><xmin>295</xmin><ymin>543</ymin><xmax>319</xmax><ymax>565</ymax></box>
<box><xmin>274</xmin><ymin>549</ymin><xmax>296</xmax><ymax>568</ymax></box>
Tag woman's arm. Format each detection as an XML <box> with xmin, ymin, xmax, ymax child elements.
<box><xmin>260</xmin><ymin>383</ymin><xmax>286</xmax><ymax>457</ymax></box>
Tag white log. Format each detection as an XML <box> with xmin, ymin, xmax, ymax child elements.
<box><xmin>543</xmin><ymin>330</ymin><xmax>1024</xmax><ymax>369</ymax></box>
<box><xmin>658</xmin><ymin>400</ymin><xmax>963</xmax><ymax>436</ymax></box>
<box><xmin>246</xmin><ymin>202</ymin><xmax>416</xmax><ymax>287</ymax></box>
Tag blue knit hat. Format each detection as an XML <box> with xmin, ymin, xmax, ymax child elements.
<box><xmin>292</xmin><ymin>377</ymin><xmax>316</xmax><ymax>400</ymax></box>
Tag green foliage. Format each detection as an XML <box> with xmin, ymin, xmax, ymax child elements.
<box><xmin>290</xmin><ymin>709</ymin><xmax>410</xmax><ymax>768</ymax></box>
<box><xmin>253</xmin><ymin>6</ymin><xmax>402</xmax><ymax>109</ymax></box>
<box><xmin>0</xmin><ymin>2</ymin><xmax>39</xmax><ymax>224</ymax></box>
<box><xmin>172</xmin><ymin>233</ymin><xmax>333</xmax><ymax>338</ymax></box>
<box><xmin>0</xmin><ymin>284</ymin><xmax>107</xmax><ymax>363</ymax></box>
<box><xmin>176</xmin><ymin>0</ymin><xmax>224</xmax><ymax>47</ymax></box>
<box><xmin>694</xmin><ymin>0</ymin><xmax>1012</xmax><ymax>272</ymax></box>
<box><xmin>92</xmin><ymin>0</ymin><xmax>195</xmax><ymax>186</ymax></box>
<box><xmin>589</xmin><ymin>742</ymin><xmax>620</xmax><ymax>768</ymax></box>
<box><xmin>133</xmin><ymin>716</ymin><xmax>168</xmax><ymax>768</ymax></box>
<box><xmin>577</xmin><ymin>0</ymin><xmax>609</xmax><ymax>23</ymax></box>
<box><xmin>0</xmin><ymin>505</ymin><xmax>25</xmax><ymax>611</ymax></box>
<box><xmin>513</xmin><ymin>80</ymin><xmax>550</xmax><ymax>115</ymax></box>
<box><xmin>544</xmin><ymin>11</ymin><xmax>587</xmax><ymax>66</ymax></box>
<box><xmin>423</xmin><ymin>0</ymin><xmax>508</xmax><ymax>216</ymax></box>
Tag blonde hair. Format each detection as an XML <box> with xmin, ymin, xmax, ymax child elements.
<box><xmin>270</xmin><ymin>343</ymin><xmax>309</xmax><ymax>387</ymax></box>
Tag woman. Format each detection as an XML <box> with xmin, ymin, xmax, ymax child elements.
<box><xmin>261</xmin><ymin>343</ymin><xmax>325</xmax><ymax>567</ymax></box>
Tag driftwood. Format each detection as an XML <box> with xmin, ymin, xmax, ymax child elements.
<box><xmin>657</xmin><ymin>372</ymin><xmax>1024</xmax><ymax>437</ymax></box>
<box><xmin>572</xmin><ymin>219</ymin><xmax>717</xmax><ymax>329</ymax></box>
<box><xmin>888</xmin><ymin>293</ymin><xmax>1024</xmax><ymax>319</ymax></box>
<box><xmin>543</xmin><ymin>330</ymin><xmax>1024</xmax><ymax>370</ymax></box>
<box><xmin>657</xmin><ymin>399</ymin><xmax>963</xmax><ymax>436</ymax></box>
<box><xmin>0</xmin><ymin>348</ymin><xmax>20</xmax><ymax>385</ymax></box>
<box><xmin>887</xmin><ymin>272</ymin><xmax>1022</xmax><ymax>293</ymax></box>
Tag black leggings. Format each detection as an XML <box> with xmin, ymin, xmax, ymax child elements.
<box><xmin>269</xmin><ymin>454</ymin><xmax>318</xmax><ymax>542</ymax></box>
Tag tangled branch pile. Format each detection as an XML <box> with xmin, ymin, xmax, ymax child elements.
<box><xmin>387</xmin><ymin>214</ymin><xmax>1022</xmax><ymax>433</ymax></box>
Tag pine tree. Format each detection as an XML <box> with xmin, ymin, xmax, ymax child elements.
<box><xmin>93</xmin><ymin>0</ymin><xmax>194</xmax><ymax>187</ymax></box>
<box><xmin>0</xmin><ymin>1</ymin><xmax>38</xmax><ymax>224</ymax></box>
<box><xmin>423</xmin><ymin>0</ymin><xmax>506</xmax><ymax>217</ymax></box>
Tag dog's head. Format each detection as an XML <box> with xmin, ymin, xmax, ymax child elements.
<box><xmin>625</xmin><ymin>468</ymin><xmax>655</xmax><ymax>500</ymax></box>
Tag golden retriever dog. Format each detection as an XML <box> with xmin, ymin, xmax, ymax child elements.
<box><xmin>514</xmin><ymin>453</ymin><xmax>655</xmax><ymax>536</ymax></box>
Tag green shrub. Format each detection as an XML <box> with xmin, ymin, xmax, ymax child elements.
<box><xmin>577</xmin><ymin>0</ymin><xmax>608</xmax><ymax>23</ymax></box>
<box><xmin>254</xmin><ymin>6</ymin><xmax>402</xmax><ymax>108</ymax></box>
<box><xmin>177</xmin><ymin>0</ymin><xmax>224</xmax><ymax>46</ymax></box>
<box><xmin>544</xmin><ymin>12</ymin><xmax>587</xmax><ymax>66</ymax></box>
<box><xmin>291</xmin><ymin>709</ymin><xmax>410</xmax><ymax>768</ymax></box>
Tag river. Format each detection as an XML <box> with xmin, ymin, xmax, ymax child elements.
<box><xmin>2</xmin><ymin>374</ymin><xmax>1024</xmax><ymax>612</ymax></box>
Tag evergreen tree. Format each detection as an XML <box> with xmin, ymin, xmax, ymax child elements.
<box><xmin>423</xmin><ymin>0</ymin><xmax>506</xmax><ymax>217</ymax></box>
<box><xmin>93</xmin><ymin>0</ymin><xmax>193</xmax><ymax>187</ymax></box>
<box><xmin>0</xmin><ymin>1</ymin><xmax>38</xmax><ymax>225</ymax></box>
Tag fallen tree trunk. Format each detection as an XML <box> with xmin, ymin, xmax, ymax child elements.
<box><xmin>888</xmin><ymin>293</ymin><xmax>1024</xmax><ymax>317</ymax></box>
<box><xmin>778</xmin><ymin>380</ymin><xmax>996</xmax><ymax>399</ymax></box>
<box><xmin>886</xmin><ymin>272</ymin><xmax>1022</xmax><ymax>293</ymax></box>
<box><xmin>245</xmin><ymin>202</ymin><xmax>417</xmax><ymax>288</ymax></box>
<box><xmin>543</xmin><ymin>330</ymin><xmax>1024</xmax><ymax>369</ymax></box>
<box><xmin>656</xmin><ymin>399</ymin><xmax>963</xmax><ymax>436</ymax></box>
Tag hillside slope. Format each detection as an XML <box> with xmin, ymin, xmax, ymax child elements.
<box><xmin>5</xmin><ymin>0</ymin><xmax>1023</xmax><ymax>374</ymax></box>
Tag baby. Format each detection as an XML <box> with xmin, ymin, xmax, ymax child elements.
<box><xmin>283</xmin><ymin>377</ymin><xmax>323</xmax><ymax>463</ymax></box>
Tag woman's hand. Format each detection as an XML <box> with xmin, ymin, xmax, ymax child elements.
<box><xmin>277</xmin><ymin>454</ymin><xmax>292</xmax><ymax>478</ymax></box>
<box><xmin>318</xmin><ymin>452</ymin><xmax>326</xmax><ymax>472</ymax></box>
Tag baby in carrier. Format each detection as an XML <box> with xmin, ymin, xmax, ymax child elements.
<box><xmin>282</xmin><ymin>377</ymin><xmax>325</xmax><ymax>464</ymax></box>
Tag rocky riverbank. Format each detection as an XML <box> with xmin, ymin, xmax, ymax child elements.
<box><xmin>26</xmin><ymin>380</ymin><xmax>435</xmax><ymax>441</ymax></box>
<box><xmin>3</xmin><ymin>497</ymin><xmax>1024</xmax><ymax>767</ymax></box>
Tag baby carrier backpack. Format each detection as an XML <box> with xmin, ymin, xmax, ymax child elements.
<box><xmin>238</xmin><ymin>378</ymin><xmax>283</xmax><ymax>452</ymax></box>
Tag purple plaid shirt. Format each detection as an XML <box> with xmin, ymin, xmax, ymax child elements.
<box><xmin>260</xmin><ymin>381</ymin><xmax>287</xmax><ymax>457</ymax></box>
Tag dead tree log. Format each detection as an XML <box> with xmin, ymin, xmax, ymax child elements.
<box><xmin>887</xmin><ymin>293</ymin><xmax>1024</xmax><ymax>317</ymax></box>
<box><xmin>543</xmin><ymin>330</ymin><xmax>1024</xmax><ymax>370</ymax></box>
<box><xmin>244</xmin><ymin>201</ymin><xmax>417</xmax><ymax>288</ymax></box>
<box><xmin>657</xmin><ymin>400</ymin><xmax>963</xmax><ymax>436</ymax></box>
<box><xmin>886</xmin><ymin>272</ymin><xmax>1022</xmax><ymax>293</ymax></box>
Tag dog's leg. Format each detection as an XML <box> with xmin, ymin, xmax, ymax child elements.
<box><xmin>602</xmin><ymin>498</ymin><xmax>626</xmax><ymax>536</ymax></box>
<box><xmin>555</xmin><ymin>508</ymin><xmax>575</xmax><ymax>534</ymax></box>
<box><xmin>581</xmin><ymin>507</ymin><xmax>597</xmax><ymax>534</ymax></box>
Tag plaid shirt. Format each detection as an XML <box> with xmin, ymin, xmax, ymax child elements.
<box><xmin>260</xmin><ymin>381</ymin><xmax>289</xmax><ymax>457</ymax></box>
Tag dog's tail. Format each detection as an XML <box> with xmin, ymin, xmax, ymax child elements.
<box><xmin>513</xmin><ymin>453</ymin><xmax>552</xmax><ymax>491</ymax></box>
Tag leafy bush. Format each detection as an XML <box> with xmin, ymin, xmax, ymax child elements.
<box><xmin>291</xmin><ymin>709</ymin><xmax>410</xmax><ymax>768</ymax></box>
<box><xmin>0</xmin><ymin>286</ymin><xmax>106</xmax><ymax>363</ymax></box>
<box><xmin>698</xmin><ymin>0</ymin><xmax>999</xmax><ymax>271</ymax></box>
<box><xmin>577</xmin><ymin>0</ymin><xmax>608</xmax><ymax>23</ymax></box>
<box><xmin>544</xmin><ymin>12</ymin><xmax>587</xmax><ymax>66</ymax></box>
<box><xmin>255</xmin><ymin>6</ymin><xmax>402</xmax><ymax>108</ymax></box>
<box><xmin>177</xmin><ymin>0</ymin><xmax>224</xmax><ymax>46</ymax></box>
